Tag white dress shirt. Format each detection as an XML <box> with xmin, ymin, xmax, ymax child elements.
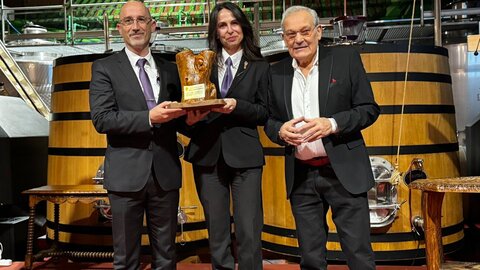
<box><xmin>218</xmin><ymin>48</ymin><xmax>243</xmax><ymax>86</ymax></box>
<box><xmin>124</xmin><ymin>47</ymin><xmax>160</xmax><ymax>103</ymax></box>
<box><xmin>291</xmin><ymin>50</ymin><xmax>337</xmax><ymax>160</ymax></box>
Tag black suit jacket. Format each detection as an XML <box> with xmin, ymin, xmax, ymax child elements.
<box><xmin>89</xmin><ymin>50</ymin><xmax>182</xmax><ymax>192</ymax></box>
<box><xmin>264</xmin><ymin>46</ymin><xmax>380</xmax><ymax>197</ymax></box>
<box><xmin>184</xmin><ymin>57</ymin><xmax>270</xmax><ymax>168</ymax></box>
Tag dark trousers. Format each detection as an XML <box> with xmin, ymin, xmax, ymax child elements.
<box><xmin>291</xmin><ymin>162</ymin><xmax>375</xmax><ymax>270</ymax></box>
<box><xmin>193</xmin><ymin>157</ymin><xmax>263</xmax><ymax>270</ymax></box>
<box><xmin>108</xmin><ymin>173</ymin><xmax>179</xmax><ymax>270</ymax></box>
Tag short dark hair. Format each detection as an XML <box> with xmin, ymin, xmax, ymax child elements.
<box><xmin>207</xmin><ymin>2</ymin><xmax>263</xmax><ymax>61</ymax></box>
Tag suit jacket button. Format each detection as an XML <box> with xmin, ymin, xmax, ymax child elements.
<box><xmin>148</xmin><ymin>142</ymin><xmax>153</xmax><ymax>151</ymax></box>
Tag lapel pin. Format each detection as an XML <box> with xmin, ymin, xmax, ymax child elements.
<box><xmin>244</xmin><ymin>61</ymin><xmax>248</xmax><ymax>69</ymax></box>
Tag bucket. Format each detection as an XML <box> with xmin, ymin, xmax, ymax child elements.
<box><xmin>48</xmin><ymin>53</ymin><xmax>207</xmax><ymax>249</ymax></box>
<box><xmin>260</xmin><ymin>44</ymin><xmax>463</xmax><ymax>260</ymax></box>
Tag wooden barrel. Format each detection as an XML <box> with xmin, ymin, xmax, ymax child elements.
<box><xmin>261</xmin><ymin>44</ymin><xmax>463</xmax><ymax>261</ymax></box>
<box><xmin>48</xmin><ymin>53</ymin><xmax>207</xmax><ymax>250</ymax></box>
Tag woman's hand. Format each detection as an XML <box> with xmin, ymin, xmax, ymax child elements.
<box><xmin>211</xmin><ymin>98</ymin><xmax>236</xmax><ymax>114</ymax></box>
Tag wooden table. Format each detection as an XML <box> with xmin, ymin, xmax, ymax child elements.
<box><xmin>409</xmin><ymin>176</ymin><xmax>480</xmax><ymax>270</ymax></box>
<box><xmin>22</xmin><ymin>185</ymin><xmax>110</xmax><ymax>269</ymax></box>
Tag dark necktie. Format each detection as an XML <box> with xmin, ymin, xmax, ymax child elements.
<box><xmin>220</xmin><ymin>57</ymin><xmax>233</xmax><ymax>98</ymax></box>
<box><xmin>136</xmin><ymin>58</ymin><xmax>156</xmax><ymax>110</ymax></box>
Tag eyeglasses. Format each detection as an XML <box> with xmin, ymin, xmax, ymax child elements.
<box><xmin>283</xmin><ymin>25</ymin><xmax>319</xmax><ymax>41</ymax></box>
<box><xmin>119</xmin><ymin>16</ymin><xmax>152</xmax><ymax>26</ymax></box>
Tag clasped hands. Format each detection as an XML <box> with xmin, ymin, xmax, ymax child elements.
<box><xmin>278</xmin><ymin>117</ymin><xmax>333</xmax><ymax>146</ymax></box>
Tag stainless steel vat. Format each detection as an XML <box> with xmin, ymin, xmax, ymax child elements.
<box><xmin>12</xmin><ymin>51</ymin><xmax>60</xmax><ymax>110</ymax></box>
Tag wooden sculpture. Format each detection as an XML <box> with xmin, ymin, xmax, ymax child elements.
<box><xmin>171</xmin><ymin>49</ymin><xmax>224</xmax><ymax>109</ymax></box>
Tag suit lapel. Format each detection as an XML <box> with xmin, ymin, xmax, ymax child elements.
<box><xmin>152</xmin><ymin>55</ymin><xmax>167</xmax><ymax>103</ymax></box>
<box><xmin>318</xmin><ymin>47</ymin><xmax>332</xmax><ymax>116</ymax></box>
<box><xmin>118</xmin><ymin>50</ymin><xmax>143</xmax><ymax>96</ymax></box>
<box><xmin>117</xmin><ymin>50</ymin><xmax>149</xmax><ymax>108</ymax></box>
<box><xmin>227</xmin><ymin>56</ymin><xmax>248</xmax><ymax>95</ymax></box>
<box><xmin>211</xmin><ymin>64</ymin><xmax>220</xmax><ymax>98</ymax></box>
<box><xmin>283</xmin><ymin>60</ymin><xmax>294</xmax><ymax>119</ymax></box>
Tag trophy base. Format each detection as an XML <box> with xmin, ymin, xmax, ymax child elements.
<box><xmin>168</xmin><ymin>99</ymin><xmax>226</xmax><ymax>110</ymax></box>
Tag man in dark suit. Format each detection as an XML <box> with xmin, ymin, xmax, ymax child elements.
<box><xmin>183</xmin><ymin>3</ymin><xmax>269</xmax><ymax>270</ymax></box>
<box><xmin>264</xmin><ymin>6</ymin><xmax>380</xmax><ymax>270</ymax></box>
<box><xmin>89</xmin><ymin>1</ymin><xmax>185</xmax><ymax>269</ymax></box>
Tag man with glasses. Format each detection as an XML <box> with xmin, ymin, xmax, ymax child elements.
<box><xmin>89</xmin><ymin>1</ymin><xmax>185</xmax><ymax>269</ymax></box>
<box><xmin>264</xmin><ymin>6</ymin><xmax>379</xmax><ymax>270</ymax></box>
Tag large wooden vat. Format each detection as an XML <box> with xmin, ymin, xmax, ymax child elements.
<box><xmin>48</xmin><ymin>44</ymin><xmax>463</xmax><ymax>261</ymax></box>
<box><xmin>48</xmin><ymin>53</ymin><xmax>207</xmax><ymax>250</ymax></box>
<box><xmin>261</xmin><ymin>44</ymin><xmax>463</xmax><ymax>261</ymax></box>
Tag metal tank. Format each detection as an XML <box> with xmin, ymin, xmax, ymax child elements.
<box><xmin>11</xmin><ymin>51</ymin><xmax>60</xmax><ymax>110</ymax></box>
<box><xmin>444</xmin><ymin>43</ymin><xmax>480</xmax><ymax>176</ymax></box>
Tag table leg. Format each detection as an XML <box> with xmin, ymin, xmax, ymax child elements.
<box><xmin>54</xmin><ymin>203</ymin><xmax>59</xmax><ymax>244</ymax></box>
<box><xmin>423</xmin><ymin>191</ymin><xmax>445</xmax><ymax>270</ymax></box>
<box><xmin>24</xmin><ymin>197</ymin><xmax>38</xmax><ymax>270</ymax></box>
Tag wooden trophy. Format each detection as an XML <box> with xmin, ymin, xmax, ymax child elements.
<box><xmin>169</xmin><ymin>49</ymin><xmax>225</xmax><ymax>110</ymax></box>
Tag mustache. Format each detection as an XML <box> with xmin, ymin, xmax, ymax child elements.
<box><xmin>129</xmin><ymin>31</ymin><xmax>145</xmax><ymax>36</ymax></box>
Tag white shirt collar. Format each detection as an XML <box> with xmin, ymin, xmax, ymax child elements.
<box><xmin>125</xmin><ymin>47</ymin><xmax>154</xmax><ymax>68</ymax></box>
<box><xmin>221</xmin><ymin>48</ymin><xmax>243</xmax><ymax>68</ymax></box>
<box><xmin>291</xmin><ymin>49</ymin><xmax>319</xmax><ymax>70</ymax></box>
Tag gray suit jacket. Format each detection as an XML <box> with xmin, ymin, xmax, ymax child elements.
<box><xmin>264</xmin><ymin>46</ymin><xmax>380</xmax><ymax>197</ymax></box>
<box><xmin>89</xmin><ymin>49</ymin><xmax>182</xmax><ymax>192</ymax></box>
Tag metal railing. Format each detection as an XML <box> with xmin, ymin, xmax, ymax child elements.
<box><xmin>1</xmin><ymin>0</ymin><xmax>480</xmax><ymax>47</ymax></box>
<box><xmin>0</xmin><ymin>0</ymin><xmax>281</xmax><ymax>46</ymax></box>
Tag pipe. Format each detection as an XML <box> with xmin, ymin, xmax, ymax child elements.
<box><xmin>0</xmin><ymin>4</ymin><xmax>64</xmax><ymax>11</ymax></box>
<box><xmin>254</xmin><ymin>2</ymin><xmax>260</xmax><ymax>45</ymax></box>
<box><xmin>420</xmin><ymin>0</ymin><xmax>424</xmax><ymax>27</ymax></box>
<box><xmin>434</xmin><ymin>0</ymin><xmax>441</xmax><ymax>46</ymax></box>
<box><xmin>64</xmin><ymin>0</ymin><xmax>68</xmax><ymax>45</ymax></box>
<box><xmin>362</xmin><ymin>0</ymin><xmax>367</xmax><ymax>17</ymax></box>
<box><xmin>424</xmin><ymin>7</ymin><xmax>480</xmax><ymax>17</ymax></box>
<box><xmin>1</xmin><ymin>0</ymin><xmax>4</xmax><ymax>43</ymax></box>
<box><xmin>272</xmin><ymin>0</ymin><xmax>276</xmax><ymax>21</ymax></box>
<box><xmin>103</xmin><ymin>13</ymin><xmax>110</xmax><ymax>52</ymax></box>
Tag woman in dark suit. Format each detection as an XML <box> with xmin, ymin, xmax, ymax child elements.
<box><xmin>183</xmin><ymin>2</ymin><xmax>269</xmax><ymax>270</ymax></box>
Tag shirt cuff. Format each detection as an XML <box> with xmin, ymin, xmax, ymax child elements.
<box><xmin>328</xmin><ymin>118</ymin><xmax>338</xmax><ymax>133</ymax></box>
<box><xmin>148</xmin><ymin>112</ymin><xmax>153</xmax><ymax>127</ymax></box>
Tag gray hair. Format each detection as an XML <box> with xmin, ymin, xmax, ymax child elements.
<box><xmin>281</xmin><ymin>6</ymin><xmax>319</xmax><ymax>31</ymax></box>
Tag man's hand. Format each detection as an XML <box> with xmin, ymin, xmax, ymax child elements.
<box><xmin>149</xmin><ymin>101</ymin><xmax>186</xmax><ymax>124</ymax></box>
<box><xmin>297</xmin><ymin>117</ymin><xmax>333</xmax><ymax>143</ymax></box>
<box><xmin>186</xmin><ymin>109</ymin><xmax>210</xmax><ymax>126</ymax></box>
<box><xmin>211</xmin><ymin>98</ymin><xmax>236</xmax><ymax>114</ymax></box>
<box><xmin>278</xmin><ymin>117</ymin><xmax>305</xmax><ymax>146</ymax></box>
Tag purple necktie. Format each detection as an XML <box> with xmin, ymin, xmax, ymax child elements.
<box><xmin>220</xmin><ymin>57</ymin><xmax>233</xmax><ymax>98</ymax></box>
<box><xmin>136</xmin><ymin>58</ymin><xmax>156</xmax><ymax>110</ymax></box>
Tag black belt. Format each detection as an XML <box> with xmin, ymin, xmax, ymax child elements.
<box><xmin>298</xmin><ymin>156</ymin><xmax>330</xmax><ymax>167</ymax></box>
